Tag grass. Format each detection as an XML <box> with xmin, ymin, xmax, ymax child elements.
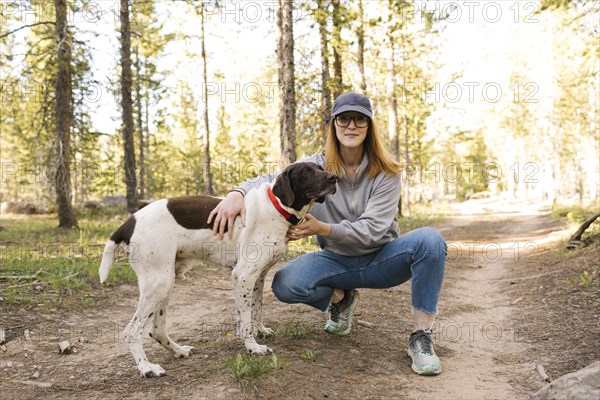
<box><xmin>551</xmin><ymin>202</ymin><xmax>600</xmax><ymax>238</ymax></box>
<box><xmin>396</xmin><ymin>203</ymin><xmax>449</xmax><ymax>232</ymax></box>
<box><xmin>226</xmin><ymin>353</ymin><xmax>286</xmax><ymax>392</ymax></box>
<box><xmin>299</xmin><ymin>349</ymin><xmax>317</xmax><ymax>362</ymax></box>
<box><xmin>550</xmin><ymin>203</ymin><xmax>599</xmax><ymax>224</ymax></box>
<box><xmin>0</xmin><ymin>208</ymin><xmax>136</xmax><ymax>311</ymax></box>
<box><xmin>277</xmin><ymin>320</ymin><xmax>317</xmax><ymax>337</ymax></box>
<box><xmin>543</xmin><ymin>203</ymin><xmax>599</xmax><ymax>291</ymax></box>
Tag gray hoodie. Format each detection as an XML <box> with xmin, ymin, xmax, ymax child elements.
<box><xmin>239</xmin><ymin>152</ymin><xmax>401</xmax><ymax>256</ymax></box>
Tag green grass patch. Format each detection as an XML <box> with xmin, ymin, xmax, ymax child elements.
<box><xmin>396</xmin><ymin>203</ymin><xmax>448</xmax><ymax>232</ymax></box>
<box><xmin>0</xmin><ymin>210</ymin><xmax>136</xmax><ymax>311</ymax></box>
<box><xmin>551</xmin><ymin>202</ymin><xmax>600</xmax><ymax>240</ymax></box>
<box><xmin>226</xmin><ymin>353</ymin><xmax>286</xmax><ymax>391</ymax></box>
<box><xmin>551</xmin><ymin>203</ymin><xmax>599</xmax><ymax>224</ymax></box>
<box><xmin>299</xmin><ymin>349</ymin><xmax>317</xmax><ymax>362</ymax></box>
<box><xmin>277</xmin><ymin>320</ymin><xmax>317</xmax><ymax>337</ymax></box>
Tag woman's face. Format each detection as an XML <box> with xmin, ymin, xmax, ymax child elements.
<box><xmin>334</xmin><ymin>112</ymin><xmax>369</xmax><ymax>151</ymax></box>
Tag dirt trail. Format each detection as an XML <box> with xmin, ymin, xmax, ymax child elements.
<box><xmin>413</xmin><ymin>201</ymin><xmax>565</xmax><ymax>400</ymax></box>
<box><xmin>1</xmin><ymin>199</ymin><xmax>570</xmax><ymax>399</ymax></box>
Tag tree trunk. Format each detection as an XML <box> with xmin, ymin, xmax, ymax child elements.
<box><xmin>144</xmin><ymin>87</ymin><xmax>151</xmax><ymax>197</ymax></box>
<box><xmin>316</xmin><ymin>0</ymin><xmax>332</xmax><ymax>146</ymax></box>
<box><xmin>277</xmin><ymin>0</ymin><xmax>297</xmax><ymax>165</ymax></box>
<box><xmin>386</xmin><ymin>34</ymin><xmax>400</xmax><ymax>160</ymax></box>
<box><xmin>331</xmin><ymin>0</ymin><xmax>343</xmax><ymax>98</ymax></box>
<box><xmin>200</xmin><ymin>5</ymin><xmax>214</xmax><ymax>195</ymax></box>
<box><xmin>120</xmin><ymin>0</ymin><xmax>138</xmax><ymax>213</ymax></box>
<box><xmin>54</xmin><ymin>0</ymin><xmax>78</xmax><ymax>228</ymax></box>
<box><xmin>357</xmin><ymin>0</ymin><xmax>367</xmax><ymax>93</ymax></box>
<box><xmin>134</xmin><ymin>46</ymin><xmax>145</xmax><ymax>200</ymax></box>
<box><xmin>403</xmin><ymin>108</ymin><xmax>411</xmax><ymax>216</ymax></box>
<box><xmin>387</xmin><ymin>0</ymin><xmax>407</xmax><ymax>215</ymax></box>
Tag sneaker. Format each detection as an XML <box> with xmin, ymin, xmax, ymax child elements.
<box><xmin>407</xmin><ymin>329</ymin><xmax>442</xmax><ymax>375</ymax></box>
<box><xmin>324</xmin><ymin>289</ymin><xmax>359</xmax><ymax>336</ymax></box>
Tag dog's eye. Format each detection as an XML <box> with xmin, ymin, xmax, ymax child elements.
<box><xmin>302</xmin><ymin>168</ymin><xmax>310</xmax><ymax>175</ymax></box>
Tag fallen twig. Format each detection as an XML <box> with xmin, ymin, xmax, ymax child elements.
<box><xmin>0</xmin><ymin>268</ymin><xmax>44</xmax><ymax>281</ymax></box>
<box><xmin>567</xmin><ymin>212</ymin><xmax>600</xmax><ymax>248</ymax></box>
<box><xmin>15</xmin><ymin>380</ymin><xmax>53</xmax><ymax>389</ymax></box>
<box><xmin>4</xmin><ymin>281</ymin><xmax>46</xmax><ymax>290</ymax></box>
<box><xmin>510</xmin><ymin>297</ymin><xmax>523</xmax><ymax>305</ymax></box>
<box><xmin>63</xmin><ymin>272</ymin><xmax>80</xmax><ymax>280</ymax></box>
<box><xmin>0</xmin><ymin>275</ymin><xmax>39</xmax><ymax>280</ymax></box>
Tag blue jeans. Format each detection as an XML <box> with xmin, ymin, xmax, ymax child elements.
<box><xmin>272</xmin><ymin>227</ymin><xmax>447</xmax><ymax>315</ymax></box>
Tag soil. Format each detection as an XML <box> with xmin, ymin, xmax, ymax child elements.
<box><xmin>1</xmin><ymin>198</ymin><xmax>599</xmax><ymax>400</ymax></box>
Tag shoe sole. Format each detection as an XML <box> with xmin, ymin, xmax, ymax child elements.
<box><xmin>407</xmin><ymin>349</ymin><xmax>442</xmax><ymax>376</ymax></box>
<box><xmin>324</xmin><ymin>291</ymin><xmax>360</xmax><ymax>336</ymax></box>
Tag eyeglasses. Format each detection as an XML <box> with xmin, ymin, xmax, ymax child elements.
<box><xmin>334</xmin><ymin>115</ymin><xmax>370</xmax><ymax>128</ymax></box>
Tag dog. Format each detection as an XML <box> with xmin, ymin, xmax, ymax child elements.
<box><xmin>99</xmin><ymin>162</ymin><xmax>337</xmax><ymax>377</ymax></box>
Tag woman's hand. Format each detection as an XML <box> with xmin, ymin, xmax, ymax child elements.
<box><xmin>207</xmin><ymin>191</ymin><xmax>246</xmax><ymax>239</ymax></box>
<box><xmin>286</xmin><ymin>214</ymin><xmax>331</xmax><ymax>241</ymax></box>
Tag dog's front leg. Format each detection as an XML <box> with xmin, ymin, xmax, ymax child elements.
<box><xmin>232</xmin><ymin>265</ymin><xmax>272</xmax><ymax>355</ymax></box>
<box><xmin>253</xmin><ymin>268</ymin><xmax>274</xmax><ymax>338</ymax></box>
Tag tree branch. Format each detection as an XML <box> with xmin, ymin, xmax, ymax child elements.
<box><xmin>0</xmin><ymin>21</ymin><xmax>55</xmax><ymax>40</ymax></box>
<box><xmin>567</xmin><ymin>212</ymin><xmax>600</xmax><ymax>248</ymax></box>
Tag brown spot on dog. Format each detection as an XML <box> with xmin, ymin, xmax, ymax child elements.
<box><xmin>167</xmin><ymin>196</ymin><xmax>226</xmax><ymax>231</ymax></box>
<box><xmin>109</xmin><ymin>216</ymin><xmax>136</xmax><ymax>245</ymax></box>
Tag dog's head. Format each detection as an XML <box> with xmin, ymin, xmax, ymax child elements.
<box><xmin>272</xmin><ymin>162</ymin><xmax>337</xmax><ymax>211</ymax></box>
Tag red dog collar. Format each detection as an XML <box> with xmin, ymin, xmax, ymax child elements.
<box><xmin>267</xmin><ymin>187</ymin><xmax>304</xmax><ymax>225</ymax></box>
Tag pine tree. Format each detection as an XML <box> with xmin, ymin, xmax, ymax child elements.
<box><xmin>54</xmin><ymin>0</ymin><xmax>78</xmax><ymax>227</ymax></box>
<box><xmin>277</xmin><ymin>0</ymin><xmax>297</xmax><ymax>165</ymax></box>
<box><xmin>119</xmin><ymin>0</ymin><xmax>138</xmax><ymax>213</ymax></box>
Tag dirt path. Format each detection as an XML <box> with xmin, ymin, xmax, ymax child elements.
<box><xmin>415</xmin><ymin>202</ymin><xmax>566</xmax><ymax>400</ymax></box>
<box><xmin>1</xmin><ymin>200</ymin><xmax>570</xmax><ymax>399</ymax></box>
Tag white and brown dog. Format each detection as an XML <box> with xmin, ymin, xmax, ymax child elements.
<box><xmin>99</xmin><ymin>162</ymin><xmax>337</xmax><ymax>377</ymax></box>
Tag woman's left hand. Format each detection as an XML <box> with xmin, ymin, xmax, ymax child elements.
<box><xmin>286</xmin><ymin>214</ymin><xmax>331</xmax><ymax>241</ymax></box>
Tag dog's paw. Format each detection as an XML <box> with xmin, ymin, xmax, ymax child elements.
<box><xmin>246</xmin><ymin>342</ymin><xmax>272</xmax><ymax>355</ymax></box>
<box><xmin>258</xmin><ymin>326</ymin><xmax>274</xmax><ymax>338</ymax></box>
<box><xmin>140</xmin><ymin>362</ymin><xmax>166</xmax><ymax>378</ymax></box>
<box><xmin>174</xmin><ymin>345</ymin><xmax>195</xmax><ymax>358</ymax></box>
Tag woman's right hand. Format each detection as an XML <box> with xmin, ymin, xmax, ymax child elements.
<box><xmin>207</xmin><ymin>190</ymin><xmax>246</xmax><ymax>240</ymax></box>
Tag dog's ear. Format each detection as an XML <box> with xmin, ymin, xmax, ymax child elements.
<box><xmin>272</xmin><ymin>169</ymin><xmax>295</xmax><ymax>207</ymax></box>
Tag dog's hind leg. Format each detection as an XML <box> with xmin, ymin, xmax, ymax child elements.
<box><xmin>124</xmin><ymin>269</ymin><xmax>174</xmax><ymax>378</ymax></box>
<box><xmin>174</xmin><ymin>258</ymin><xmax>204</xmax><ymax>281</ymax></box>
<box><xmin>149</xmin><ymin>297</ymin><xmax>195</xmax><ymax>358</ymax></box>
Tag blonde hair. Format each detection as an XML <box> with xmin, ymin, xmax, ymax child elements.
<box><xmin>324</xmin><ymin>119</ymin><xmax>401</xmax><ymax>178</ymax></box>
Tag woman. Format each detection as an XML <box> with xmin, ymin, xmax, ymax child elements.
<box><xmin>208</xmin><ymin>92</ymin><xmax>447</xmax><ymax>375</ymax></box>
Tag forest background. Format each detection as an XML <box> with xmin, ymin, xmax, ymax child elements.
<box><xmin>1</xmin><ymin>0</ymin><xmax>598</xmax><ymax>226</ymax></box>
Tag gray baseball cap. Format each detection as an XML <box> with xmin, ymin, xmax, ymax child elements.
<box><xmin>331</xmin><ymin>92</ymin><xmax>373</xmax><ymax>118</ymax></box>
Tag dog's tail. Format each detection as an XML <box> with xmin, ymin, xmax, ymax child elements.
<box><xmin>99</xmin><ymin>240</ymin><xmax>118</xmax><ymax>284</ymax></box>
<box><xmin>99</xmin><ymin>216</ymin><xmax>136</xmax><ymax>284</ymax></box>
